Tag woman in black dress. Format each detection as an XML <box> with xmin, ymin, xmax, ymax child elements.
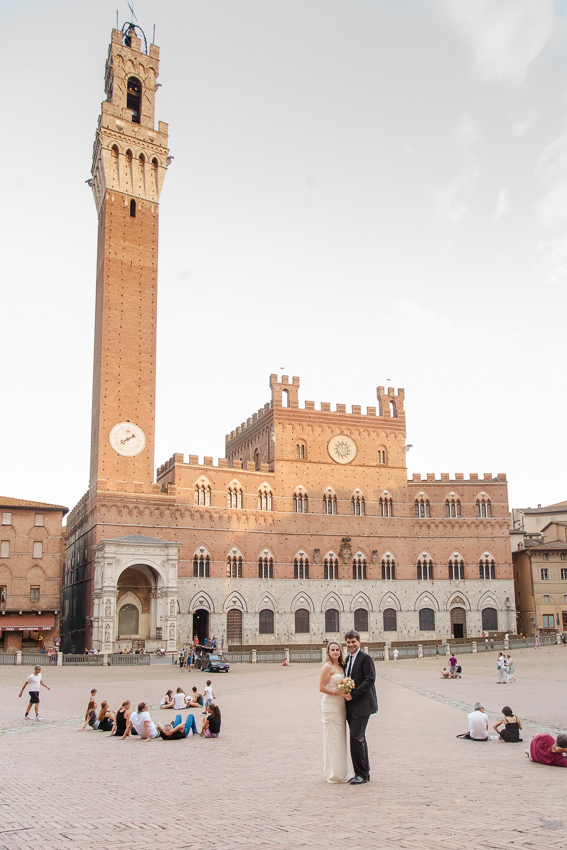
<box><xmin>493</xmin><ymin>706</ymin><xmax>522</xmax><ymax>742</ymax></box>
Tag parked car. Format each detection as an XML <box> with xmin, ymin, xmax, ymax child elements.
<box><xmin>200</xmin><ymin>652</ymin><xmax>230</xmax><ymax>673</ymax></box>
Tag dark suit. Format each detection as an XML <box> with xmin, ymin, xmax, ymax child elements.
<box><xmin>344</xmin><ymin>650</ymin><xmax>378</xmax><ymax>781</ymax></box>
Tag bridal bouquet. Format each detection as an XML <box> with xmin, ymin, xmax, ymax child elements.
<box><xmin>336</xmin><ymin>677</ymin><xmax>355</xmax><ymax>693</ymax></box>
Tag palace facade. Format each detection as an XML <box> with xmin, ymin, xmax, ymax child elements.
<box><xmin>61</xmin><ymin>25</ymin><xmax>515</xmax><ymax>652</ymax></box>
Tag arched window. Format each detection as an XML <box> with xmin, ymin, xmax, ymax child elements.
<box><xmin>118</xmin><ymin>604</ymin><xmax>139</xmax><ymax>636</ymax></box>
<box><xmin>325</xmin><ymin>608</ymin><xmax>340</xmax><ymax>632</ymax></box>
<box><xmin>419</xmin><ymin>608</ymin><xmax>435</xmax><ymax>631</ymax></box>
<box><xmin>126</xmin><ymin>76</ymin><xmax>142</xmax><ymax>123</ymax></box>
<box><xmin>253</xmin><ymin>449</ymin><xmax>260</xmax><ymax>470</ymax></box>
<box><xmin>282</xmin><ymin>388</ymin><xmax>290</xmax><ymax>408</ymax></box>
<box><xmin>352</xmin><ymin>495</ymin><xmax>365</xmax><ymax>516</ymax></box>
<box><xmin>476</xmin><ymin>498</ymin><xmax>492</xmax><ymax>518</ymax></box>
<box><xmin>354</xmin><ymin>608</ymin><xmax>369</xmax><ymax>632</ymax></box>
<box><xmin>352</xmin><ymin>555</ymin><xmax>367</xmax><ymax>580</ymax></box>
<box><xmin>228</xmin><ymin>484</ymin><xmax>243</xmax><ymax>509</ymax></box>
<box><xmin>445</xmin><ymin>498</ymin><xmax>461</xmax><ymax>518</ymax></box>
<box><xmin>323</xmin><ymin>493</ymin><xmax>338</xmax><ymax>514</ymax></box>
<box><xmin>151</xmin><ymin>157</ymin><xmax>159</xmax><ymax>195</ymax></box>
<box><xmin>324</xmin><ymin>556</ymin><xmax>338</xmax><ymax>580</ymax></box>
<box><xmin>194</xmin><ymin>483</ymin><xmax>212</xmax><ymax>506</ymax></box>
<box><xmin>417</xmin><ymin>558</ymin><xmax>433</xmax><ymax>580</ymax></box>
<box><xmin>130</xmin><ymin>199</ymin><xmax>136</xmax><ymax>218</ymax></box>
<box><xmin>227</xmin><ymin>555</ymin><xmax>243</xmax><ymax>578</ymax></box>
<box><xmin>293</xmin><ymin>490</ymin><xmax>308</xmax><ymax>513</ymax></box>
<box><xmin>481</xmin><ymin>607</ymin><xmax>498</xmax><ymax>631</ymax></box>
<box><xmin>479</xmin><ymin>558</ymin><xmax>496</xmax><ymax>580</ymax></box>
<box><xmin>193</xmin><ymin>554</ymin><xmax>210</xmax><ymax>577</ymax></box>
<box><xmin>294</xmin><ymin>556</ymin><xmax>309</xmax><ymax>579</ymax></box>
<box><xmin>296</xmin><ymin>442</ymin><xmax>306</xmax><ymax>459</ymax></box>
<box><xmin>389</xmin><ymin>400</ymin><xmax>398</xmax><ymax>418</ymax></box>
<box><xmin>414</xmin><ymin>498</ymin><xmax>430</xmax><ymax>518</ymax></box>
<box><xmin>295</xmin><ymin>608</ymin><xmax>310</xmax><ymax>633</ymax></box>
<box><xmin>258</xmin><ymin>556</ymin><xmax>274</xmax><ymax>579</ymax></box>
<box><xmin>381</xmin><ymin>557</ymin><xmax>396</xmax><ymax>580</ymax></box>
<box><xmin>259</xmin><ymin>609</ymin><xmax>274</xmax><ymax>634</ymax></box>
<box><xmin>257</xmin><ymin>487</ymin><xmax>273</xmax><ymax>511</ymax></box>
<box><xmin>383</xmin><ymin>608</ymin><xmax>397</xmax><ymax>631</ymax></box>
<box><xmin>380</xmin><ymin>497</ymin><xmax>393</xmax><ymax>517</ymax></box>
<box><xmin>111</xmin><ymin>144</ymin><xmax>119</xmax><ymax>183</ymax></box>
<box><xmin>125</xmin><ymin>149</ymin><xmax>133</xmax><ymax>192</ymax></box>
<box><xmin>377</xmin><ymin>449</ymin><xmax>387</xmax><ymax>465</ymax></box>
<box><xmin>448</xmin><ymin>558</ymin><xmax>465</xmax><ymax>580</ymax></box>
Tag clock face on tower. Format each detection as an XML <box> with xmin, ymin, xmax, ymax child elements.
<box><xmin>327</xmin><ymin>434</ymin><xmax>357</xmax><ymax>464</ymax></box>
<box><xmin>109</xmin><ymin>422</ymin><xmax>146</xmax><ymax>457</ymax></box>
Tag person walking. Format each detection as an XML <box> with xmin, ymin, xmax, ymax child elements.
<box><xmin>497</xmin><ymin>652</ymin><xmax>507</xmax><ymax>683</ymax></box>
<box><xmin>506</xmin><ymin>655</ymin><xmax>516</xmax><ymax>682</ymax></box>
<box><xmin>343</xmin><ymin>629</ymin><xmax>378</xmax><ymax>785</ymax></box>
<box><xmin>19</xmin><ymin>665</ymin><xmax>50</xmax><ymax>720</ymax></box>
<box><xmin>203</xmin><ymin>680</ymin><xmax>215</xmax><ymax>712</ymax></box>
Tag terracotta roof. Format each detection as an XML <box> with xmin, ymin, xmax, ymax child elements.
<box><xmin>525</xmin><ymin>540</ymin><xmax>567</xmax><ymax>552</ymax></box>
<box><xmin>522</xmin><ymin>501</ymin><xmax>567</xmax><ymax>515</ymax></box>
<box><xmin>0</xmin><ymin>496</ymin><xmax>68</xmax><ymax>513</ymax></box>
<box><xmin>102</xmin><ymin>533</ymin><xmax>180</xmax><ymax>546</ymax></box>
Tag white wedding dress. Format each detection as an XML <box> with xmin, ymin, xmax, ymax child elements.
<box><xmin>321</xmin><ymin>672</ymin><xmax>354</xmax><ymax>783</ymax></box>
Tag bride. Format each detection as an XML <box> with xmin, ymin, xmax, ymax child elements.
<box><xmin>319</xmin><ymin>641</ymin><xmax>354</xmax><ymax>783</ymax></box>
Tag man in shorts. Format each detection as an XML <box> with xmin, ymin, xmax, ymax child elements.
<box><xmin>19</xmin><ymin>665</ymin><xmax>50</xmax><ymax>720</ymax></box>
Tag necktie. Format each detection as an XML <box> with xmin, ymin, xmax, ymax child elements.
<box><xmin>347</xmin><ymin>655</ymin><xmax>353</xmax><ymax>677</ymax></box>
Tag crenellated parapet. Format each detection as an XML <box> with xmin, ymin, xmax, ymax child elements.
<box><xmin>411</xmin><ymin>473</ymin><xmax>507</xmax><ymax>484</ymax></box>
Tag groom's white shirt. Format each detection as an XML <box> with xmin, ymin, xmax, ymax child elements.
<box><xmin>346</xmin><ymin>648</ymin><xmax>360</xmax><ymax>677</ymax></box>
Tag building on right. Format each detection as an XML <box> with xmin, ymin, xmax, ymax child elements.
<box><xmin>513</xmin><ymin>516</ymin><xmax>567</xmax><ymax>638</ymax></box>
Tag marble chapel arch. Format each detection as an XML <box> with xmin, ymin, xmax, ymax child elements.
<box><xmin>61</xmin><ymin>23</ymin><xmax>515</xmax><ymax>653</ymax></box>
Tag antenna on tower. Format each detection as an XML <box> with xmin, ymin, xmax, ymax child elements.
<box><xmin>116</xmin><ymin>9</ymin><xmax>119</xmax><ymax>29</ymax></box>
<box><xmin>153</xmin><ymin>24</ymin><xmax>156</xmax><ymax>43</ymax></box>
<box><xmin>127</xmin><ymin>1</ymin><xmax>138</xmax><ymax>22</ymax></box>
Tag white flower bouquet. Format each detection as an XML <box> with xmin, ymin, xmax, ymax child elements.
<box><xmin>336</xmin><ymin>676</ymin><xmax>355</xmax><ymax>693</ymax></box>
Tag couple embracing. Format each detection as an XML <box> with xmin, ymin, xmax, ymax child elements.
<box><xmin>319</xmin><ymin>629</ymin><xmax>378</xmax><ymax>785</ymax></box>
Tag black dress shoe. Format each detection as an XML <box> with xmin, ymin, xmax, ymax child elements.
<box><xmin>349</xmin><ymin>775</ymin><xmax>369</xmax><ymax>785</ymax></box>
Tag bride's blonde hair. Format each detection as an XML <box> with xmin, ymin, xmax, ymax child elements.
<box><xmin>325</xmin><ymin>641</ymin><xmax>345</xmax><ymax>668</ymax></box>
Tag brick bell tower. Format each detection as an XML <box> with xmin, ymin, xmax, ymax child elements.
<box><xmin>89</xmin><ymin>24</ymin><xmax>169</xmax><ymax>492</ymax></box>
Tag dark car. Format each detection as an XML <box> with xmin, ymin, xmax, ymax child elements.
<box><xmin>201</xmin><ymin>653</ymin><xmax>230</xmax><ymax>673</ymax></box>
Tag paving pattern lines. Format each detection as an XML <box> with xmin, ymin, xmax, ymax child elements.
<box><xmin>1</xmin><ymin>661</ymin><xmax>566</xmax><ymax>850</ymax></box>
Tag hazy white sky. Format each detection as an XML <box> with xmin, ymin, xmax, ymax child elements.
<box><xmin>2</xmin><ymin>0</ymin><xmax>567</xmax><ymax>513</ymax></box>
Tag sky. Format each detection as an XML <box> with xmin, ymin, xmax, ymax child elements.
<box><xmin>2</xmin><ymin>0</ymin><xmax>567</xmax><ymax>514</ymax></box>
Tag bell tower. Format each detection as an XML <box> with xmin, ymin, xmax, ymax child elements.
<box><xmin>89</xmin><ymin>25</ymin><xmax>169</xmax><ymax>492</ymax></box>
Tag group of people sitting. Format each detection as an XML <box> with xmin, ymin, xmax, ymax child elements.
<box><xmin>458</xmin><ymin>702</ymin><xmax>567</xmax><ymax>766</ymax></box>
<box><xmin>159</xmin><ymin>682</ymin><xmax>214</xmax><ymax>711</ymax></box>
<box><xmin>78</xmin><ymin>686</ymin><xmax>221</xmax><ymax>740</ymax></box>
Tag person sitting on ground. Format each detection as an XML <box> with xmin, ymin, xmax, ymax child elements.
<box><xmin>441</xmin><ymin>668</ymin><xmax>450</xmax><ymax>679</ymax></box>
<box><xmin>109</xmin><ymin>700</ymin><xmax>131</xmax><ymax>737</ymax></box>
<box><xmin>160</xmin><ymin>690</ymin><xmax>175</xmax><ymax>709</ymax></box>
<box><xmin>159</xmin><ymin>713</ymin><xmax>198</xmax><ymax>739</ymax></box>
<box><xmin>493</xmin><ymin>706</ymin><xmax>522</xmax><ymax>742</ymax></box>
<box><xmin>527</xmin><ymin>733</ymin><xmax>567</xmax><ymax>766</ymax></box>
<box><xmin>190</xmin><ymin>686</ymin><xmax>203</xmax><ymax>707</ymax></box>
<box><xmin>200</xmin><ymin>703</ymin><xmax>221</xmax><ymax>738</ymax></box>
<box><xmin>457</xmin><ymin>702</ymin><xmax>488</xmax><ymax>740</ymax></box>
<box><xmin>97</xmin><ymin>700</ymin><xmax>115</xmax><ymax>732</ymax></box>
<box><xmin>78</xmin><ymin>700</ymin><xmax>100</xmax><ymax>731</ymax></box>
<box><xmin>86</xmin><ymin>690</ymin><xmax>97</xmax><ymax>719</ymax></box>
<box><xmin>173</xmin><ymin>687</ymin><xmax>187</xmax><ymax>710</ymax></box>
<box><xmin>282</xmin><ymin>658</ymin><xmax>289</xmax><ymax>666</ymax></box>
<box><xmin>122</xmin><ymin>701</ymin><xmax>159</xmax><ymax>741</ymax></box>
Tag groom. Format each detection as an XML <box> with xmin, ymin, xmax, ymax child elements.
<box><xmin>343</xmin><ymin>629</ymin><xmax>378</xmax><ymax>785</ymax></box>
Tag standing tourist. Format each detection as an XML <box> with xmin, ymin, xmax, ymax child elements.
<box><xmin>343</xmin><ymin>630</ymin><xmax>378</xmax><ymax>785</ymax></box>
<box><xmin>497</xmin><ymin>653</ymin><xmax>507</xmax><ymax>683</ymax></box>
<box><xmin>506</xmin><ymin>655</ymin><xmax>516</xmax><ymax>682</ymax></box>
<box><xmin>203</xmin><ymin>680</ymin><xmax>215</xmax><ymax>711</ymax></box>
<box><xmin>19</xmin><ymin>665</ymin><xmax>50</xmax><ymax>720</ymax></box>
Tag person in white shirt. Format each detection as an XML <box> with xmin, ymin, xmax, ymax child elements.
<box><xmin>173</xmin><ymin>688</ymin><xmax>187</xmax><ymax>710</ymax></box>
<box><xmin>203</xmin><ymin>680</ymin><xmax>215</xmax><ymax>712</ymax></box>
<box><xmin>467</xmin><ymin>703</ymin><xmax>489</xmax><ymax>741</ymax></box>
<box><xmin>393</xmin><ymin>649</ymin><xmax>399</xmax><ymax>661</ymax></box>
<box><xmin>18</xmin><ymin>665</ymin><xmax>50</xmax><ymax>720</ymax></box>
<box><xmin>122</xmin><ymin>702</ymin><xmax>159</xmax><ymax>741</ymax></box>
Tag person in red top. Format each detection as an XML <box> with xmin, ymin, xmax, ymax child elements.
<box><xmin>193</xmin><ymin>634</ymin><xmax>198</xmax><ymax>647</ymax></box>
<box><xmin>527</xmin><ymin>734</ymin><xmax>567</xmax><ymax>766</ymax></box>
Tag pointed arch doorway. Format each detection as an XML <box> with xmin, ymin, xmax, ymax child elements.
<box><xmin>193</xmin><ymin>609</ymin><xmax>209</xmax><ymax>645</ymax></box>
<box><xmin>450</xmin><ymin>606</ymin><xmax>467</xmax><ymax>639</ymax></box>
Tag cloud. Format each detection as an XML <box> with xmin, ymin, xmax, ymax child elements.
<box><xmin>437</xmin><ymin>0</ymin><xmax>556</xmax><ymax>82</ymax></box>
<box><xmin>429</xmin><ymin>115</ymin><xmax>481</xmax><ymax>225</ymax></box>
<box><xmin>535</xmin><ymin>128</ymin><xmax>567</xmax><ymax>283</ymax></box>
<box><xmin>511</xmin><ymin>115</ymin><xmax>537</xmax><ymax>137</ymax></box>
<box><xmin>493</xmin><ymin>188</ymin><xmax>510</xmax><ymax>222</ymax></box>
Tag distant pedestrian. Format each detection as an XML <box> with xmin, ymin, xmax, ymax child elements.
<box><xmin>19</xmin><ymin>665</ymin><xmax>50</xmax><ymax>720</ymax></box>
<box><xmin>178</xmin><ymin>652</ymin><xmax>184</xmax><ymax>671</ymax></box>
<box><xmin>435</xmin><ymin>646</ymin><xmax>440</xmax><ymax>657</ymax></box>
<box><xmin>212</xmin><ymin>637</ymin><xmax>217</xmax><ymax>650</ymax></box>
<box><xmin>221</xmin><ymin>638</ymin><xmax>224</xmax><ymax>651</ymax></box>
<box><xmin>506</xmin><ymin>655</ymin><xmax>516</xmax><ymax>682</ymax></box>
<box><xmin>194</xmin><ymin>634</ymin><xmax>199</xmax><ymax>647</ymax></box>
<box><xmin>203</xmin><ymin>680</ymin><xmax>215</xmax><ymax>711</ymax></box>
<box><xmin>535</xmin><ymin>634</ymin><xmax>540</xmax><ymax>648</ymax></box>
<box><xmin>393</xmin><ymin>649</ymin><xmax>399</xmax><ymax>661</ymax></box>
<box><xmin>449</xmin><ymin>655</ymin><xmax>457</xmax><ymax>678</ymax></box>
<box><xmin>497</xmin><ymin>652</ymin><xmax>507</xmax><ymax>683</ymax></box>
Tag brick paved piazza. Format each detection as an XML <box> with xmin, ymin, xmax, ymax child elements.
<box><xmin>1</xmin><ymin>646</ymin><xmax>567</xmax><ymax>850</ymax></box>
